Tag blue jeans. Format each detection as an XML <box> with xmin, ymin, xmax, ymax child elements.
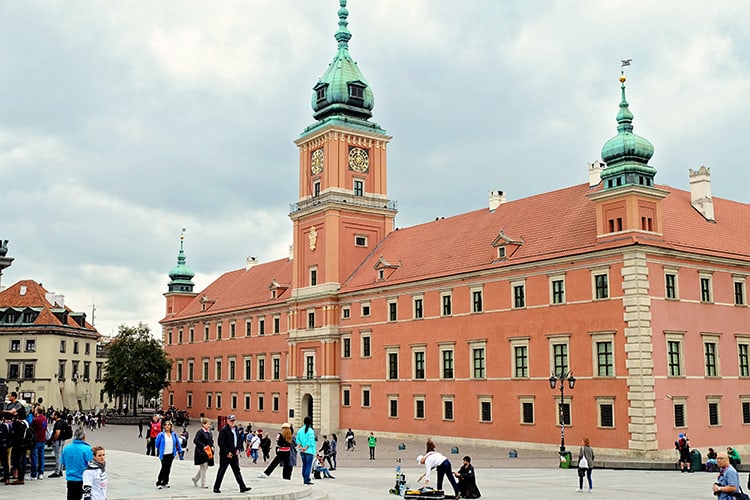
<box><xmin>30</xmin><ymin>441</ymin><xmax>45</xmax><ymax>477</ymax></box>
<box><xmin>300</xmin><ymin>452</ymin><xmax>314</xmax><ymax>483</ymax></box>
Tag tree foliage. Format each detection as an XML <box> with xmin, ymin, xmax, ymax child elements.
<box><xmin>103</xmin><ymin>323</ymin><xmax>172</xmax><ymax>413</ymax></box>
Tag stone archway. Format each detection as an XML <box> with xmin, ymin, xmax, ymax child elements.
<box><xmin>301</xmin><ymin>393</ymin><xmax>314</xmax><ymax>422</ymax></box>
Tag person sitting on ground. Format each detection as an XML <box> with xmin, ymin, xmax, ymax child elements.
<box><xmin>313</xmin><ymin>453</ymin><xmax>335</xmax><ymax>479</ymax></box>
<box><xmin>454</xmin><ymin>455</ymin><xmax>481</xmax><ymax>498</ymax></box>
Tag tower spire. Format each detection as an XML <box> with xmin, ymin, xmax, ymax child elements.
<box><xmin>335</xmin><ymin>0</ymin><xmax>351</xmax><ymax>50</ymax></box>
<box><xmin>167</xmin><ymin>228</ymin><xmax>195</xmax><ymax>293</ymax></box>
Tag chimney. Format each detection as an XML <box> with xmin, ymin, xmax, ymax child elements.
<box><xmin>489</xmin><ymin>190</ymin><xmax>506</xmax><ymax>211</ymax></box>
<box><xmin>689</xmin><ymin>166</ymin><xmax>714</xmax><ymax>221</ymax></box>
<box><xmin>588</xmin><ymin>160</ymin><xmax>605</xmax><ymax>187</ymax></box>
<box><xmin>245</xmin><ymin>256</ymin><xmax>258</xmax><ymax>271</ymax></box>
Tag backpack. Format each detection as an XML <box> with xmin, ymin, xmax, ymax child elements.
<box><xmin>59</xmin><ymin>421</ymin><xmax>73</xmax><ymax>441</ymax></box>
<box><xmin>22</xmin><ymin>421</ymin><xmax>37</xmax><ymax>450</ymax></box>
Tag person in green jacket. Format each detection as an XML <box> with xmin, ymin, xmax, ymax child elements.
<box><xmin>368</xmin><ymin>432</ymin><xmax>377</xmax><ymax>460</ymax></box>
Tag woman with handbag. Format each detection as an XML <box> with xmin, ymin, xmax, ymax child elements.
<box><xmin>191</xmin><ymin>418</ymin><xmax>214</xmax><ymax>489</ymax></box>
<box><xmin>577</xmin><ymin>437</ymin><xmax>595</xmax><ymax>492</ymax></box>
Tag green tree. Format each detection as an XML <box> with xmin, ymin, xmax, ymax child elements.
<box><xmin>103</xmin><ymin>323</ymin><xmax>172</xmax><ymax>415</ymax></box>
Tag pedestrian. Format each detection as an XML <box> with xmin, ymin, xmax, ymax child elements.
<box><xmin>146</xmin><ymin>414</ymin><xmax>161</xmax><ymax>456</ymax></box>
<box><xmin>345</xmin><ymin>428</ymin><xmax>355</xmax><ymax>451</ymax></box>
<box><xmin>368</xmin><ymin>432</ymin><xmax>377</xmax><ymax>460</ymax></box>
<box><xmin>260</xmin><ymin>423</ymin><xmax>294</xmax><ymax>479</ymax></box>
<box><xmin>674</xmin><ymin>432</ymin><xmax>691</xmax><ymax>472</ymax></box>
<box><xmin>49</xmin><ymin>410</ymin><xmax>70</xmax><ymax>478</ymax></box>
<box><xmin>82</xmin><ymin>445</ymin><xmax>107</xmax><ymax>500</ymax></box>
<box><xmin>577</xmin><ymin>437</ymin><xmax>595</xmax><ymax>492</ymax></box>
<box><xmin>61</xmin><ymin>427</ymin><xmax>94</xmax><ymax>500</ymax></box>
<box><xmin>191</xmin><ymin>417</ymin><xmax>214</xmax><ymax>489</ymax></box>
<box><xmin>417</xmin><ymin>450</ymin><xmax>460</xmax><ymax>499</ymax></box>
<box><xmin>329</xmin><ymin>433</ymin><xmax>338</xmax><ymax>470</ymax></box>
<box><xmin>30</xmin><ymin>405</ymin><xmax>47</xmax><ymax>480</ymax></box>
<box><xmin>212</xmin><ymin>414</ymin><xmax>251</xmax><ymax>494</ymax></box>
<box><xmin>712</xmin><ymin>451</ymin><xmax>740</xmax><ymax>499</ymax></box>
<box><xmin>9</xmin><ymin>410</ymin><xmax>29</xmax><ymax>485</ymax></box>
<box><xmin>320</xmin><ymin>435</ymin><xmax>332</xmax><ymax>468</ymax></box>
<box><xmin>249</xmin><ymin>430</ymin><xmax>261</xmax><ymax>463</ymax></box>
<box><xmin>137</xmin><ymin>419</ymin><xmax>143</xmax><ymax>438</ymax></box>
<box><xmin>155</xmin><ymin>420</ymin><xmax>183</xmax><ymax>489</ymax></box>
<box><xmin>260</xmin><ymin>431</ymin><xmax>272</xmax><ymax>463</ymax></box>
<box><xmin>454</xmin><ymin>455</ymin><xmax>481</xmax><ymax>499</ymax></box>
<box><xmin>0</xmin><ymin>411</ymin><xmax>11</xmax><ymax>484</ymax></box>
<box><xmin>296</xmin><ymin>416</ymin><xmax>316</xmax><ymax>485</ymax></box>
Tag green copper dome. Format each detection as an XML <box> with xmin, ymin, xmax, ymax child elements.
<box><xmin>600</xmin><ymin>73</ymin><xmax>656</xmax><ymax>189</ymax></box>
<box><xmin>311</xmin><ymin>0</ymin><xmax>375</xmax><ymax>121</ymax></box>
<box><xmin>168</xmin><ymin>230</ymin><xmax>195</xmax><ymax>293</ymax></box>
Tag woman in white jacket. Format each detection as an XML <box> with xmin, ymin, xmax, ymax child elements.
<box><xmin>82</xmin><ymin>446</ymin><xmax>107</xmax><ymax>500</ymax></box>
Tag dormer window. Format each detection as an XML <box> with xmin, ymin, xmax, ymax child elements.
<box><xmin>348</xmin><ymin>83</ymin><xmax>365</xmax><ymax>100</ymax></box>
<box><xmin>314</xmin><ymin>83</ymin><xmax>328</xmax><ymax>103</ymax></box>
<box><xmin>497</xmin><ymin>247</ymin><xmax>506</xmax><ymax>259</ymax></box>
<box><xmin>492</xmin><ymin>230</ymin><xmax>523</xmax><ymax>261</ymax></box>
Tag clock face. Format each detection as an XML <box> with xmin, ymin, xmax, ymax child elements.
<box><xmin>348</xmin><ymin>147</ymin><xmax>369</xmax><ymax>173</ymax></box>
<box><xmin>311</xmin><ymin>149</ymin><xmax>324</xmax><ymax>175</ymax></box>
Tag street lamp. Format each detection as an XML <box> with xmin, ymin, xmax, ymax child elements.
<box><xmin>549</xmin><ymin>370</ymin><xmax>576</xmax><ymax>453</ymax></box>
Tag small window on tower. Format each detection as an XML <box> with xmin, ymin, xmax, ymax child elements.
<box><xmin>355</xmin><ymin>235</ymin><xmax>367</xmax><ymax>247</ymax></box>
<box><xmin>348</xmin><ymin>84</ymin><xmax>365</xmax><ymax>99</ymax></box>
<box><xmin>316</xmin><ymin>86</ymin><xmax>326</xmax><ymax>102</ymax></box>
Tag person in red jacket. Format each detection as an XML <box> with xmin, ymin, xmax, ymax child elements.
<box><xmin>30</xmin><ymin>406</ymin><xmax>48</xmax><ymax>479</ymax></box>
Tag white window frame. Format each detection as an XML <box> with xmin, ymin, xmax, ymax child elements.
<box><xmin>549</xmin><ymin>273</ymin><xmax>566</xmax><ymax>305</ymax></box>
<box><xmin>385</xmin><ymin>346</ymin><xmax>399</xmax><ymax>380</ymax></box>
<box><xmin>388</xmin><ymin>299</ymin><xmax>398</xmax><ymax>322</ymax></box>
<box><xmin>471</xmin><ymin>286</ymin><xmax>484</xmax><ymax>313</ymax></box>
<box><xmin>441</xmin><ymin>291</ymin><xmax>453</xmax><ymax>316</ymax></box>
<box><xmin>702</xmin><ymin>333</ymin><xmax>721</xmax><ymax>378</ymax></box>
<box><xmin>439</xmin><ymin>343</ymin><xmax>455</xmax><ymax>380</ymax></box>
<box><xmin>591</xmin><ymin>331</ymin><xmax>616</xmax><ymax>378</ymax></box>
<box><xmin>707</xmin><ymin>395</ymin><xmax>722</xmax><ymax>426</ymax></box>
<box><xmin>511</xmin><ymin>279</ymin><xmax>526</xmax><ymax>309</ymax></box>
<box><xmin>510</xmin><ymin>337</ymin><xmax>530</xmax><ymax>379</ymax></box>
<box><xmin>414</xmin><ymin>395</ymin><xmax>426</xmax><ymax>420</ymax></box>
<box><xmin>412</xmin><ymin>345</ymin><xmax>426</xmax><ymax>380</ymax></box>
<box><xmin>665</xmin><ymin>331</ymin><xmax>686</xmax><ymax>378</ymax></box>
<box><xmin>342</xmin><ymin>305</ymin><xmax>351</xmax><ymax>319</ymax></box>
<box><xmin>413</xmin><ymin>295</ymin><xmax>424</xmax><ymax>319</ymax></box>
<box><xmin>548</xmin><ymin>334</ymin><xmax>571</xmax><ymax>376</ymax></box>
<box><xmin>478</xmin><ymin>395</ymin><xmax>493</xmax><ymax>423</ymax></box>
<box><xmin>519</xmin><ymin>395</ymin><xmax>535</xmax><ymax>425</ymax></box>
<box><xmin>361</xmin><ymin>385</ymin><xmax>371</xmax><ymax>408</ymax></box>
<box><xmin>596</xmin><ymin>396</ymin><xmax>615</xmax><ymax>428</ymax></box>
<box><xmin>469</xmin><ymin>340</ymin><xmax>487</xmax><ymax>380</ymax></box>
<box><xmin>361</xmin><ymin>302</ymin><xmax>371</xmax><ymax>317</ymax></box>
<box><xmin>591</xmin><ymin>266</ymin><xmax>611</xmax><ymax>300</ymax></box>
<box><xmin>442</xmin><ymin>395</ymin><xmax>455</xmax><ymax>421</ymax></box>
<box><xmin>733</xmin><ymin>275</ymin><xmax>747</xmax><ymax>306</ymax></box>
<box><xmin>354</xmin><ymin>234</ymin><xmax>368</xmax><ymax>247</ymax></box>
<box><xmin>699</xmin><ymin>271</ymin><xmax>713</xmax><ymax>303</ymax></box>
<box><xmin>361</xmin><ymin>332</ymin><xmax>372</xmax><ymax>358</ymax></box>
<box><xmin>388</xmin><ymin>395</ymin><xmax>399</xmax><ymax>418</ymax></box>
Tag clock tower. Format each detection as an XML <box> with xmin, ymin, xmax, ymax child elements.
<box><xmin>286</xmin><ymin>0</ymin><xmax>397</xmax><ymax>432</ymax></box>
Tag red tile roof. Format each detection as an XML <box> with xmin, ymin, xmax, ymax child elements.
<box><xmin>0</xmin><ymin>279</ymin><xmax>98</xmax><ymax>333</ymax></box>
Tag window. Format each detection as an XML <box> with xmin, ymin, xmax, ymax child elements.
<box><xmin>557</xmin><ymin>401</ymin><xmax>571</xmax><ymax>426</ymax></box>
<box><xmin>594</xmin><ymin>273</ymin><xmax>609</xmax><ymax>299</ymax></box>
<box><xmin>708</xmin><ymin>397</ymin><xmax>721</xmax><ymax>426</ymax></box>
<box><xmin>259</xmin><ymin>318</ymin><xmax>265</xmax><ymax>336</ymax></box>
<box><xmin>479</xmin><ymin>398</ymin><xmax>492</xmax><ymax>422</ymax></box>
<box><xmin>673</xmin><ymin>398</ymin><xmax>687</xmax><ymax>427</ymax></box>
<box><xmin>342</xmin><ymin>387</ymin><xmax>351</xmax><ymax>407</ymax></box>
<box><xmin>273</xmin><ymin>394</ymin><xmax>280</xmax><ymax>412</ymax></box>
<box><xmin>85</xmin><ymin>342</ymin><xmax>91</xmax><ymax>355</ymax></box>
<box><xmin>217</xmin><ymin>323</ymin><xmax>223</xmax><ymax>340</ymax></box>
<box><xmin>472</xmin><ymin>346</ymin><xmax>486</xmax><ymax>379</ymax></box>
<box><xmin>413</xmin><ymin>297</ymin><xmax>423</xmax><ymax>319</ymax></box>
<box><xmin>258</xmin><ymin>357</ymin><xmax>265</xmax><ymax>380</ymax></box>
<box><xmin>441</xmin><ymin>293</ymin><xmax>452</xmax><ymax>316</ymax></box>
<box><xmin>739</xmin><ymin>342</ymin><xmax>750</xmax><ymax>378</ymax></box>
<box><xmin>441</xmin><ymin>348</ymin><xmax>454</xmax><ymax>379</ymax></box>
<box><xmin>307</xmin><ymin>310</ymin><xmax>315</xmax><ymax>329</ymax></box>
<box><xmin>415</xmin><ymin>397</ymin><xmax>425</xmax><ymax>419</ymax></box>
<box><xmin>361</xmin><ymin>334</ymin><xmax>371</xmax><ymax>358</ymax></box>
<box><xmin>388</xmin><ymin>300</ymin><xmax>397</xmax><ymax>322</ymax></box>
<box><xmin>215</xmin><ymin>393</ymin><xmax>222</xmax><ymax>409</ymax></box>
<box><xmin>230</xmin><ymin>323</ymin><xmax>236</xmax><ymax>338</ymax></box>
<box><xmin>443</xmin><ymin>397</ymin><xmax>454</xmax><ymax>421</ymax></box>
<box><xmin>349</xmin><ymin>83</ymin><xmax>365</xmax><ymax>99</ymax></box>
<box><xmin>735</xmin><ymin>278</ymin><xmax>747</xmax><ymax>306</ymax></box>
<box><xmin>742</xmin><ymin>398</ymin><xmax>750</xmax><ymax>425</ymax></box>
<box><xmin>245</xmin><ymin>320</ymin><xmax>252</xmax><ymax>337</ymax></box>
<box><xmin>472</xmin><ymin>289</ymin><xmax>483</xmax><ymax>313</ymax></box>
<box><xmin>388</xmin><ymin>351</ymin><xmax>399</xmax><ymax>380</ymax></box>
<box><xmin>666</xmin><ymin>333</ymin><xmax>684</xmax><ymax>377</ymax></box>
<box><xmin>355</xmin><ymin>235</ymin><xmax>367</xmax><ymax>247</ymax></box>
<box><xmin>228</xmin><ymin>359</ymin><xmax>236</xmax><ymax>380</ymax></box>
<box><xmin>413</xmin><ymin>350</ymin><xmax>425</xmax><ymax>379</ymax></box>
<box><xmin>362</xmin><ymin>387</ymin><xmax>371</xmax><ymax>408</ymax></box>
<box><xmin>258</xmin><ymin>394</ymin><xmax>264</xmax><ymax>411</ymax></box>
<box><xmin>168</xmin><ymin>330</ymin><xmax>173</xmax><ymax>344</ymax></box>
<box><xmin>342</xmin><ymin>337</ymin><xmax>351</xmax><ymax>358</ymax></box>
<box><xmin>204</xmin><ymin>325</ymin><xmax>209</xmax><ymax>341</ymax></box>
<box><xmin>513</xmin><ymin>282</ymin><xmax>525</xmax><ymax>308</ymax></box>
<box><xmin>704</xmin><ymin>338</ymin><xmax>718</xmax><ymax>377</ymax></box>
<box><xmin>187</xmin><ymin>392</ymin><xmax>193</xmax><ymax>408</ymax></box>
<box><xmin>187</xmin><ymin>360</ymin><xmax>194</xmax><ymax>381</ymax></box>
<box><xmin>8</xmin><ymin>363</ymin><xmax>19</xmax><ymax>379</ymax></box>
<box><xmin>272</xmin><ymin>356</ymin><xmax>280</xmax><ymax>380</ymax></box>
<box><xmin>206</xmin><ymin>393</ymin><xmax>212</xmax><ymax>409</ymax></box>
<box><xmin>700</xmin><ymin>274</ymin><xmax>712</xmax><ymax>302</ymax></box>
<box><xmin>520</xmin><ymin>398</ymin><xmax>535</xmax><ymax>424</ymax></box>
<box><xmin>354</xmin><ymin>179</ymin><xmax>364</xmax><ymax>197</ymax></box>
<box><xmin>215</xmin><ymin>359</ymin><xmax>222</xmax><ymax>381</ymax></box>
<box><xmin>176</xmin><ymin>361</ymin><xmax>183</xmax><ymax>382</ymax></box>
<box><xmin>552</xmin><ymin>342</ymin><xmax>569</xmax><ymax>375</ymax></box>
<box><xmin>593</xmin><ymin>335</ymin><xmax>615</xmax><ymax>377</ymax></box>
<box><xmin>551</xmin><ymin>278</ymin><xmax>565</xmax><ymax>304</ymax></box>
<box><xmin>24</xmin><ymin>363</ymin><xmax>36</xmax><ymax>379</ymax></box>
<box><xmin>361</xmin><ymin>303</ymin><xmax>371</xmax><ymax>317</ymax></box>
<box><xmin>305</xmin><ymin>353</ymin><xmax>315</xmax><ymax>379</ymax></box>
<box><xmin>58</xmin><ymin>360</ymin><xmax>66</xmax><ymax>380</ymax></box>
<box><xmin>96</xmin><ymin>362</ymin><xmax>103</xmax><ymax>381</ymax></box>
<box><xmin>244</xmin><ymin>357</ymin><xmax>252</xmax><ymax>380</ymax></box>
<box><xmin>597</xmin><ymin>398</ymin><xmax>615</xmax><ymax>428</ymax></box>
<box><xmin>60</xmin><ymin>340</ymin><xmax>66</xmax><ymax>353</ymax></box>
<box><xmin>310</xmin><ymin>267</ymin><xmax>317</xmax><ymax>286</ymax></box>
<box><xmin>313</xmin><ymin>180</ymin><xmax>320</xmax><ymax>197</ymax></box>
<box><xmin>389</xmin><ymin>397</ymin><xmax>398</xmax><ymax>418</ymax></box>
<box><xmin>202</xmin><ymin>359</ymin><xmax>209</xmax><ymax>381</ymax></box>
<box><xmin>244</xmin><ymin>394</ymin><xmax>251</xmax><ymax>411</ymax></box>
<box><xmin>24</xmin><ymin>339</ymin><xmax>36</xmax><ymax>352</ymax></box>
<box><xmin>189</xmin><ymin>327</ymin><xmax>195</xmax><ymax>343</ymax></box>
<box><xmin>74</xmin><ymin>341</ymin><xmax>79</xmax><ymax>354</ymax></box>
<box><xmin>231</xmin><ymin>393</ymin><xmax>237</xmax><ymax>410</ymax></box>
<box><xmin>665</xmin><ymin>272</ymin><xmax>677</xmax><ymax>299</ymax></box>
<box><xmin>511</xmin><ymin>340</ymin><xmax>529</xmax><ymax>378</ymax></box>
<box><xmin>342</xmin><ymin>306</ymin><xmax>350</xmax><ymax>319</ymax></box>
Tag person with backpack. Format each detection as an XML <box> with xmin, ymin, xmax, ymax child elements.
<box><xmin>50</xmin><ymin>411</ymin><xmax>72</xmax><ymax>478</ymax></box>
<box><xmin>29</xmin><ymin>405</ymin><xmax>47</xmax><ymax>480</ymax></box>
<box><xmin>675</xmin><ymin>433</ymin><xmax>691</xmax><ymax>472</ymax></box>
<box><xmin>10</xmin><ymin>408</ymin><xmax>32</xmax><ymax>485</ymax></box>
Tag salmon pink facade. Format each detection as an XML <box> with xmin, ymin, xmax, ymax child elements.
<box><xmin>161</xmin><ymin>4</ymin><xmax>750</xmax><ymax>457</ymax></box>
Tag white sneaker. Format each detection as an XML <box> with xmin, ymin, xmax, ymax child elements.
<box><xmin>38</xmin><ymin>474</ymin><xmax>44</xmax><ymax>480</ymax></box>
<box><xmin>577</xmin><ymin>488</ymin><xmax>583</xmax><ymax>492</ymax></box>
<box><xmin>257</xmin><ymin>473</ymin><xmax>269</xmax><ymax>479</ymax></box>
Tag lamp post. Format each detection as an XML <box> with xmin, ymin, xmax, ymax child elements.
<box><xmin>549</xmin><ymin>370</ymin><xmax>576</xmax><ymax>453</ymax></box>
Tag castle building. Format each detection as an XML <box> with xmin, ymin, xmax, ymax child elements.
<box><xmin>0</xmin><ymin>244</ymin><xmax>103</xmax><ymax>410</ymax></box>
<box><xmin>161</xmin><ymin>2</ymin><xmax>750</xmax><ymax>456</ymax></box>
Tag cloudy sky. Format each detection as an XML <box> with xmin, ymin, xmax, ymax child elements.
<box><xmin>1</xmin><ymin>1</ymin><xmax>748</xmax><ymax>338</ymax></box>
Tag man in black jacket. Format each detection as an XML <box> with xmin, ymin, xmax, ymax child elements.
<box><xmin>212</xmin><ymin>415</ymin><xmax>251</xmax><ymax>494</ymax></box>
